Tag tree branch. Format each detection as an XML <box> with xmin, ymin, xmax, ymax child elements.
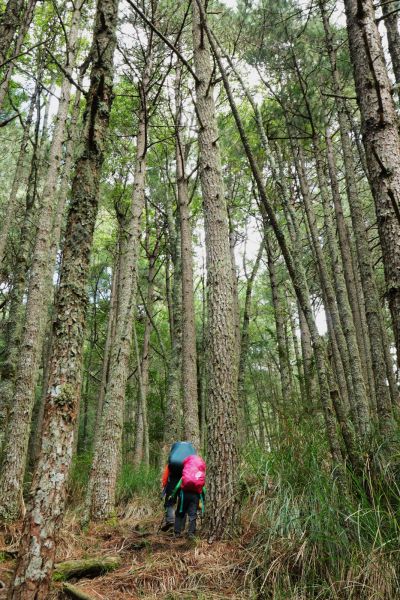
<box><xmin>124</xmin><ymin>0</ymin><xmax>200</xmax><ymax>84</ymax></box>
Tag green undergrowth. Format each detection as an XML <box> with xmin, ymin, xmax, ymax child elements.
<box><xmin>240</xmin><ymin>431</ymin><xmax>400</xmax><ymax>599</ymax></box>
<box><xmin>68</xmin><ymin>452</ymin><xmax>159</xmax><ymax>506</ymax></box>
<box><xmin>116</xmin><ymin>463</ymin><xmax>159</xmax><ymax>503</ymax></box>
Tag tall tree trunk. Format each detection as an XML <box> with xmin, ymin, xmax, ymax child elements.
<box><xmin>319</xmin><ymin>0</ymin><xmax>395</xmax><ymax>433</ymax></box>
<box><xmin>325</xmin><ymin>131</ymin><xmax>375</xmax><ymax>408</ymax></box>
<box><xmin>88</xmin><ymin>40</ymin><xmax>153</xmax><ymax>517</ymax></box>
<box><xmin>0</xmin><ymin>69</ymin><xmax>37</xmax><ymax>269</ymax></box>
<box><xmin>343</xmin><ymin>0</ymin><xmax>400</xmax><ymax>386</ymax></box>
<box><xmin>28</xmin><ymin>84</ymin><xmax>84</xmax><ymax>469</ymax></box>
<box><xmin>0</xmin><ymin>0</ymin><xmax>26</xmax><ymax>64</ymax></box>
<box><xmin>0</xmin><ymin>0</ymin><xmax>36</xmax><ymax>110</ymax></box>
<box><xmin>287</xmin><ymin>292</ymin><xmax>304</xmax><ymax>403</ymax></box>
<box><xmin>199</xmin><ymin>263</ymin><xmax>207</xmax><ymax>451</ymax></box>
<box><xmin>228</xmin><ymin>207</ymin><xmax>241</xmax><ymax>359</ymax></box>
<box><xmin>382</xmin><ymin>0</ymin><xmax>400</xmax><ymax>98</ymax></box>
<box><xmin>175</xmin><ymin>65</ymin><xmax>200</xmax><ymax>449</ymax></box>
<box><xmin>237</xmin><ymin>240</ymin><xmax>263</xmax><ymax>441</ymax></box>
<box><xmin>298</xmin><ymin>303</ymin><xmax>317</xmax><ymax>410</ymax></box>
<box><xmin>0</xmin><ymin>83</ymin><xmax>39</xmax><ymax>444</ymax></box>
<box><xmin>192</xmin><ymin>0</ymin><xmax>239</xmax><ymax>539</ymax></box>
<box><xmin>0</xmin><ymin>2</ymin><xmax>83</xmax><ymax>521</ymax></box>
<box><xmin>202</xmin><ymin>19</ymin><xmax>345</xmax><ymax>472</ymax></box>
<box><xmin>295</xmin><ymin>146</ymin><xmax>365</xmax><ymax>438</ymax></box>
<box><xmin>133</xmin><ymin>247</ymin><xmax>157</xmax><ymax>467</ymax></box>
<box><xmin>94</xmin><ymin>254</ymin><xmax>119</xmax><ymax>436</ymax></box>
<box><xmin>163</xmin><ymin>192</ymin><xmax>183</xmax><ymax>457</ymax></box>
<box><xmin>312</xmin><ymin>139</ymin><xmax>370</xmax><ymax>433</ymax></box>
<box><xmin>265</xmin><ymin>232</ymin><xmax>292</xmax><ymax>402</ymax></box>
<box><xmin>8</xmin><ymin>0</ymin><xmax>118</xmax><ymax>593</ymax></box>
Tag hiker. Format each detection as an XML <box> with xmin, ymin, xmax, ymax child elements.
<box><xmin>161</xmin><ymin>441</ymin><xmax>196</xmax><ymax>532</ymax></box>
<box><xmin>161</xmin><ymin>441</ymin><xmax>206</xmax><ymax>537</ymax></box>
<box><xmin>174</xmin><ymin>453</ymin><xmax>206</xmax><ymax>538</ymax></box>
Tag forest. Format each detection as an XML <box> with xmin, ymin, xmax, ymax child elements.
<box><xmin>0</xmin><ymin>0</ymin><xmax>400</xmax><ymax>598</ymax></box>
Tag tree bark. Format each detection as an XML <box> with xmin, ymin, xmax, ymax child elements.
<box><xmin>237</xmin><ymin>240</ymin><xmax>263</xmax><ymax>441</ymax></box>
<box><xmin>0</xmin><ymin>2</ymin><xmax>83</xmax><ymax>522</ymax></box>
<box><xmin>7</xmin><ymin>0</ymin><xmax>118</xmax><ymax>592</ymax></box>
<box><xmin>295</xmin><ymin>147</ymin><xmax>364</xmax><ymax>435</ymax></box>
<box><xmin>325</xmin><ymin>131</ymin><xmax>375</xmax><ymax>409</ymax></box>
<box><xmin>0</xmin><ymin>84</ymin><xmax>39</xmax><ymax>444</ymax></box>
<box><xmin>175</xmin><ymin>65</ymin><xmax>200</xmax><ymax>449</ymax></box>
<box><xmin>163</xmin><ymin>192</ymin><xmax>183</xmax><ymax>456</ymax></box>
<box><xmin>0</xmin><ymin>0</ymin><xmax>36</xmax><ymax>111</ymax></box>
<box><xmin>0</xmin><ymin>69</ymin><xmax>37</xmax><ymax>269</ymax></box>
<box><xmin>29</xmin><ymin>84</ymin><xmax>84</xmax><ymax>469</ymax></box>
<box><xmin>94</xmin><ymin>254</ymin><xmax>119</xmax><ymax>436</ymax></box>
<box><xmin>312</xmin><ymin>139</ymin><xmax>370</xmax><ymax>435</ymax></box>
<box><xmin>320</xmin><ymin>0</ymin><xmax>395</xmax><ymax>433</ymax></box>
<box><xmin>382</xmin><ymin>0</ymin><xmax>400</xmax><ymax>98</ymax></box>
<box><xmin>88</xmin><ymin>40</ymin><xmax>153</xmax><ymax>518</ymax></box>
<box><xmin>0</xmin><ymin>0</ymin><xmax>26</xmax><ymax>64</ymax></box>
<box><xmin>343</xmin><ymin>0</ymin><xmax>400</xmax><ymax>384</ymax></box>
<box><xmin>265</xmin><ymin>232</ymin><xmax>292</xmax><ymax>402</ymax></box>
<box><xmin>192</xmin><ymin>0</ymin><xmax>239</xmax><ymax>539</ymax></box>
<box><xmin>133</xmin><ymin>246</ymin><xmax>157</xmax><ymax>467</ymax></box>
<box><xmin>202</xmin><ymin>18</ymin><xmax>345</xmax><ymax>472</ymax></box>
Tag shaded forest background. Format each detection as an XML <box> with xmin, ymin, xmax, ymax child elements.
<box><xmin>1</xmin><ymin>0</ymin><xmax>400</xmax><ymax>598</ymax></box>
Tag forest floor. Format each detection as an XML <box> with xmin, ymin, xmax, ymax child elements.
<box><xmin>0</xmin><ymin>497</ymin><xmax>254</xmax><ymax>599</ymax></box>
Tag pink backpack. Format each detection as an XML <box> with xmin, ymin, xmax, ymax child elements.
<box><xmin>181</xmin><ymin>455</ymin><xmax>206</xmax><ymax>494</ymax></box>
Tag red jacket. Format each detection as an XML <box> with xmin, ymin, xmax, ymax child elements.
<box><xmin>161</xmin><ymin>464</ymin><xmax>169</xmax><ymax>488</ymax></box>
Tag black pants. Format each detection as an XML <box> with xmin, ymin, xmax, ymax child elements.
<box><xmin>164</xmin><ymin>474</ymin><xmax>181</xmax><ymax>524</ymax></box>
<box><xmin>174</xmin><ymin>491</ymin><xmax>199</xmax><ymax>535</ymax></box>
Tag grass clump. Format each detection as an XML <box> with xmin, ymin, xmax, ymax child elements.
<box><xmin>241</xmin><ymin>430</ymin><xmax>400</xmax><ymax>599</ymax></box>
<box><xmin>116</xmin><ymin>463</ymin><xmax>159</xmax><ymax>504</ymax></box>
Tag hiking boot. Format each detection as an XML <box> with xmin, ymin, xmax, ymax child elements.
<box><xmin>173</xmin><ymin>531</ymin><xmax>181</xmax><ymax>538</ymax></box>
<box><xmin>161</xmin><ymin>521</ymin><xmax>173</xmax><ymax>532</ymax></box>
<box><xmin>187</xmin><ymin>532</ymin><xmax>195</xmax><ymax>540</ymax></box>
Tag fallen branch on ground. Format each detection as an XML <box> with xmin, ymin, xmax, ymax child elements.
<box><xmin>53</xmin><ymin>556</ymin><xmax>121</xmax><ymax>581</ymax></box>
<box><xmin>62</xmin><ymin>582</ymin><xmax>95</xmax><ymax>600</ymax></box>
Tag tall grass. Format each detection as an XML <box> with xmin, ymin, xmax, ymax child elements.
<box><xmin>116</xmin><ymin>463</ymin><xmax>159</xmax><ymax>504</ymax></box>
<box><xmin>68</xmin><ymin>452</ymin><xmax>159</xmax><ymax>507</ymax></box>
<box><xmin>241</xmin><ymin>431</ymin><xmax>400</xmax><ymax>599</ymax></box>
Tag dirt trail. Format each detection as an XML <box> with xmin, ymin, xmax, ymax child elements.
<box><xmin>0</xmin><ymin>501</ymin><xmax>250</xmax><ymax>599</ymax></box>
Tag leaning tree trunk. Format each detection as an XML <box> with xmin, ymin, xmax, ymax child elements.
<box><xmin>312</xmin><ymin>139</ymin><xmax>370</xmax><ymax>434</ymax></box>
<box><xmin>265</xmin><ymin>232</ymin><xmax>292</xmax><ymax>402</ymax></box>
<box><xmin>0</xmin><ymin>1</ymin><xmax>83</xmax><ymax>523</ymax></box>
<box><xmin>319</xmin><ymin>0</ymin><xmax>395</xmax><ymax>434</ymax></box>
<box><xmin>7</xmin><ymin>0</ymin><xmax>118</xmax><ymax>594</ymax></box>
<box><xmin>201</xmin><ymin>15</ymin><xmax>346</xmax><ymax>473</ymax></box>
<box><xmin>192</xmin><ymin>0</ymin><xmax>240</xmax><ymax>540</ymax></box>
<box><xmin>325</xmin><ymin>131</ymin><xmax>375</xmax><ymax>407</ymax></box>
<box><xmin>343</xmin><ymin>0</ymin><xmax>400</xmax><ymax>381</ymax></box>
